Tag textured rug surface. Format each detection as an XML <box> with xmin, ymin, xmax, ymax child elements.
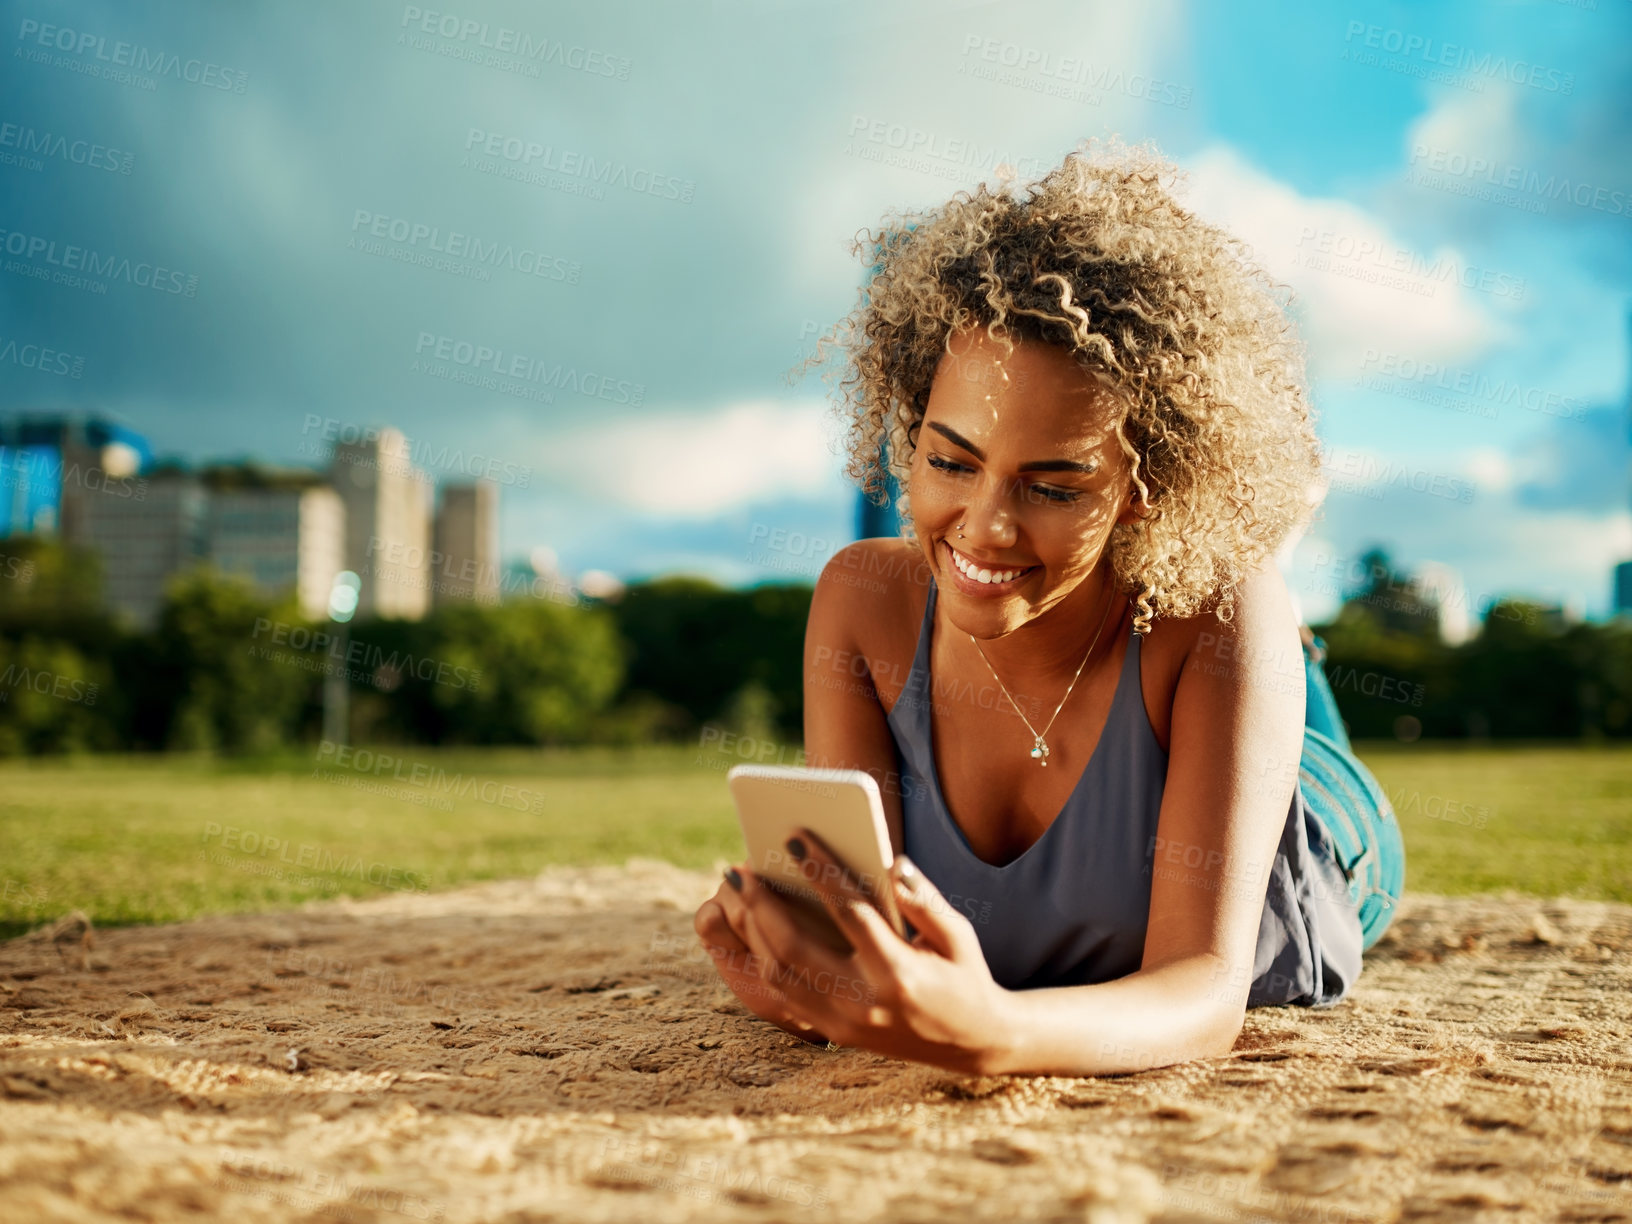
<box><xmin>1</xmin><ymin>859</ymin><xmax>1629</xmax><ymax>1223</ymax></box>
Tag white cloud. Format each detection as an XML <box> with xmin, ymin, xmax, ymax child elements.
<box><xmin>1404</xmin><ymin>88</ymin><xmax>1523</xmax><ymax>170</ymax></box>
<box><xmin>1464</xmin><ymin>447</ymin><xmax>1514</xmax><ymax>494</ymax></box>
<box><xmin>1317</xmin><ymin>443</ymin><xmax>1492</xmax><ymax>500</ymax></box>
<box><xmin>1175</xmin><ymin>146</ymin><xmax>1506</xmax><ymax>380</ymax></box>
<box><xmin>1400</xmin><ymin>80</ymin><xmax>1632</xmax><ymax>219</ymax></box>
<box><xmin>785</xmin><ymin>1</ymin><xmax>1188</xmax><ymax>301</ymax></box>
<box><xmin>1283</xmin><ymin>427</ymin><xmax>1632</xmax><ymax>620</ymax></box>
<box><xmin>1293</xmin><ymin>471</ymin><xmax>1632</xmax><ymax>622</ymax></box>
<box><xmin>540</xmin><ymin>398</ymin><xmax>852</xmax><ymax>517</ymax></box>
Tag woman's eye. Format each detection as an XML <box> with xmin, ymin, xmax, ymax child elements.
<box><xmin>926</xmin><ymin>454</ymin><xmax>1079</xmax><ymax>504</ymax></box>
<box><xmin>1031</xmin><ymin>485</ymin><xmax>1080</xmax><ymax>504</ymax></box>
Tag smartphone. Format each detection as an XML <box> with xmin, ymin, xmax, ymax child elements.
<box><xmin>726</xmin><ymin>763</ymin><xmax>906</xmax><ymax>954</ymax></box>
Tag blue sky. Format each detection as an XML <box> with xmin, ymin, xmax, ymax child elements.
<box><xmin>1</xmin><ymin>0</ymin><xmax>1628</xmax><ymax>620</ymax></box>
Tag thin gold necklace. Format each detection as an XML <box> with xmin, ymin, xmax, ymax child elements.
<box><xmin>967</xmin><ymin>581</ymin><xmax>1118</xmax><ymax>766</ymax></box>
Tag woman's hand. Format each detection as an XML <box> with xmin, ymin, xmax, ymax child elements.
<box><xmin>697</xmin><ymin>829</ymin><xmax>1015</xmax><ymax>1075</ymax></box>
<box><xmin>693</xmin><ymin>870</ymin><xmax>835</xmax><ymax>1046</ymax></box>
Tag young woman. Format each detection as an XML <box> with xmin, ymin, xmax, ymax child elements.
<box><xmin>693</xmin><ymin>141</ymin><xmax>1404</xmax><ymax>1077</ymax></box>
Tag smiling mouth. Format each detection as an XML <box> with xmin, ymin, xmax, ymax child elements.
<box><xmin>943</xmin><ymin>540</ymin><xmax>1038</xmax><ymax>586</ymax></box>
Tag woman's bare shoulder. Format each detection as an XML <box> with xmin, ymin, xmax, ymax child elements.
<box><xmin>811</xmin><ymin>537</ymin><xmax>933</xmax><ymax>712</ymax></box>
<box><xmin>1136</xmin><ymin>561</ymin><xmax>1300</xmax><ymax>750</ymax></box>
<box><xmin>816</xmin><ymin>537</ymin><xmax>931</xmax><ymax>609</ymax></box>
<box><xmin>1144</xmin><ymin>560</ymin><xmax>1297</xmax><ymax>656</ymax></box>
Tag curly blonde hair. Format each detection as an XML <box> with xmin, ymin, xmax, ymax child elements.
<box><xmin>801</xmin><ymin>137</ymin><xmax>1321</xmax><ymax>632</ymax></box>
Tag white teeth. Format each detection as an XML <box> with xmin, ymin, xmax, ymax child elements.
<box><xmin>949</xmin><ymin>543</ymin><xmax>1025</xmax><ymax>585</ymax></box>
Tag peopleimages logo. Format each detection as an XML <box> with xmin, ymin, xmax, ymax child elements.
<box><xmin>2</xmin><ymin>447</ymin><xmax>145</xmax><ymax>501</ymax></box>
<box><xmin>15</xmin><ymin>18</ymin><xmax>250</xmax><ymax>92</ymax></box>
<box><xmin>843</xmin><ymin>114</ymin><xmax>1045</xmax><ymax>179</ymax></box>
<box><xmin>0</xmin><ymin>120</ymin><xmax>133</xmax><ymax>173</ymax></box>
<box><xmin>1355</xmin><ymin>349</ymin><xmax>1585</xmax><ymax>421</ymax></box>
<box><xmin>314</xmin><ymin>741</ymin><xmax>549</xmax><ymax>815</ymax></box>
<box><xmin>200</xmin><ymin>822</ymin><xmax>430</xmax><ymax>892</ymax></box>
<box><xmin>1322</xmin><ymin>449</ymin><xmax>1476</xmax><ymax>505</ymax></box>
<box><xmin>412</xmin><ymin>331</ymin><xmax>645</xmax><ymax>405</ymax></box>
<box><xmin>1292</xmin><ymin>227</ymin><xmax>1525</xmax><ymax>301</ymax></box>
<box><xmin>0</xmin><ymin>662</ymin><xmax>98</xmax><ymax>706</ymax></box>
<box><xmin>0</xmin><ymin>335</ymin><xmax>85</xmax><ymax>379</ymax></box>
<box><xmin>251</xmin><ymin>617</ymin><xmax>482</xmax><ymax>691</ymax></box>
<box><xmin>1406</xmin><ymin>144</ymin><xmax>1629</xmax><ymax>218</ymax></box>
<box><xmin>462</xmin><ymin>129</ymin><xmax>694</xmax><ymax>203</ymax></box>
<box><xmin>1342</xmin><ymin>21</ymin><xmax>1575</xmax><ymax>94</ymax></box>
<box><xmin>349</xmin><ymin>210</ymin><xmax>581</xmax><ymax>284</ymax></box>
<box><xmin>301</xmin><ymin>414</ymin><xmax>534</xmax><ymax>489</ymax></box>
<box><xmin>399</xmin><ymin>5</ymin><xmax>630</xmax><ymax>79</ymax></box>
<box><xmin>0</xmin><ymin>227</ymin><xmax>199</xmax><ymax>296</ymax></box>
<box><xmin>956</xmin><ymin>35</ymin><xmax>1193</xmax><ymax>108</ymax></box>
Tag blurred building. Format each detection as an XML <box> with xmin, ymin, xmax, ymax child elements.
<box><xmin>0</xmin><ymin>415</ymin><xmax>183</xmax><ymax>627</ymax></box>
<box><xmin>432</xmin><ymin>479</ymin><xmax>499</xmax><ymax>604</ymax></box>
<box><xmin>855</xmin><ymin>232</ymin><xmax>906</xmax><ymax>543</ymax></box>
<box><xmin>3</xmin><ymin>415</ymin><xmax>506</xmax><ymax>625</ymax></box>
<box><xmin>0</xmin><ymin>415</ymin><xmax>151</xmax><ymax>539</ymax></box>
<box><xmin>330</xmin><ymin>427</ymin><xmax>433</xmax><ymax>619</ymax></box>
<box><xmin>203</xmin><ymin>467</ymin><xmax>345</xmax><ymax>621</ymax></box>
<box><xmin>1615</xmin><ymin>561</ymin><xmax>1632</xmax><ymax>618</ymax></box>
<box><xmin>856</xmin><ymin>465</ymin><xmax>902</xmax><ymax>540</ymax></box>
<box><xmin>78</xmin><ymin>469</ymin><xmax>206</xmax><ymax>628</ymax></box>
<box><xmin>1531</xmin><ymin>602</ymin><xmax>1581</xmax><ymax>633</ymax></box>
<box><xmin>1411</xmin><ymin>562</ymin><xmax>1473</xmax><ymax>645</ymax></box>
<box><xmin>1612</xmin><ymin>310</ymin><xmax>1632</xmax><ymax>617</ymax></box>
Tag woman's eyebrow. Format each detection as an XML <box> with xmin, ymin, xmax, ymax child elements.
<box><xmin>926</xmin><ymin>421</ymin><xmax>1100</xmax><ymax>474</ymax></box>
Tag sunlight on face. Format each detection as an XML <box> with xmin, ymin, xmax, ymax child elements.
<box><xmin>906</xmin><ymin>325</ymin><xmax>1136</xmax><ymax>634</ymax></box>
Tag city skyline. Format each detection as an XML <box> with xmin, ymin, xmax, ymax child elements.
<box><xmin>1</xmin><ymin>405</ymin><xmax>1604</xmax><ymax>637</ymax></box>
<box><xmin>0</xmin><ymin>411</ymin><xmax>509</xmax><ymax>627</ymax></box>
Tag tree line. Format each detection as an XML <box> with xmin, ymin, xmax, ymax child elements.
<box><xmin>0</xmin><ymin>538</ymin><xmax>1625</xmax><ymax>755</ymax></box>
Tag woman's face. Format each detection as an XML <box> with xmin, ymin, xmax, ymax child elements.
<box><xmin>906</xmin><ymin>324</ymin><xmax>1139</xmax><ymax>636</ymax></box>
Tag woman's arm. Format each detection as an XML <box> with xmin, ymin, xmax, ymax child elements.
<box><xmin>984</xmin><ymin>559</ymin><xmax>1309</xmax><ymax>1076</ymax></box>
<box><xmin>797</xmin><ymin>539</ymin><xmax>916</xmax><ymax>851</ymax></box>
<box><xmin>693</xmin><ymin>539</ymin><xmax>912</xmax><ymax>1036</ymax></box>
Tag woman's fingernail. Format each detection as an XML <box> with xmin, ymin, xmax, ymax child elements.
<box><xmin>786</xmin><ymin>837</ymin><xmax>807</xmax><ymax>861</ymax></box>
<box><xmin>725</xmin><ymin>867</ymin><xmax>743</xmax><ymax>892</ymax></box>
<box><xmin>895</xmin><ymin>855</ymin><xmax>919</xmax><ymax>886</ymax></box>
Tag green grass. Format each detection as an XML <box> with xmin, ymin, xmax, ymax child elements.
<box><xmin>0</xmin><ymin>744</ymin><xmax>746</xmax><ymax>939</ymax></box>
<box><xmin>1352</xmin><ymin>740</ymin><xmax>1632</xmax><ymax>903</ymax></box>
<box><xmin>1</xmin><ymin>742</ymin><xmax>1628</xmax><ymax>938</ymax></box>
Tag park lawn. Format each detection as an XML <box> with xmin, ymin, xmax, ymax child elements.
<box><xmin>1353</xmin><ymin>740</ymin><xmax>1632</xmax><ymax>904</ymax></box>
<box><xmin>0</xmin><ymin>742</ymin><xmax>1627</xmax><ymax>938</ymax></box>
<box><xmin>0</xmin><ymin>744</ymin><xmax>745</xmax><ymax>939</ymax></box>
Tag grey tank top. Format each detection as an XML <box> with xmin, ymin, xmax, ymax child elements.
<box><xmin>885</xmin><ymin>580</ymin><xmax>1364</xmax><ymax>1008</ymax></box>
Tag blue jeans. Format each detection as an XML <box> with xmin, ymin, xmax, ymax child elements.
<box><xmin>1298</xmin><ymin>635</ymin><xmax>1406</xmax><ymax>951</ymax></box>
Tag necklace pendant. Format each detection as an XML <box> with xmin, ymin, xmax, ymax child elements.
<box><xmin>1030</xmin><ymin>735</ymin><xmax>1049</xmax><ymax>764</ymax></box>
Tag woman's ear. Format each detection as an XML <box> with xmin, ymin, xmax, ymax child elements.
<box><xmin>1114</xmin><ymin>483</ymin><xmax>1154</xmax><ymax>528</ymax></box>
